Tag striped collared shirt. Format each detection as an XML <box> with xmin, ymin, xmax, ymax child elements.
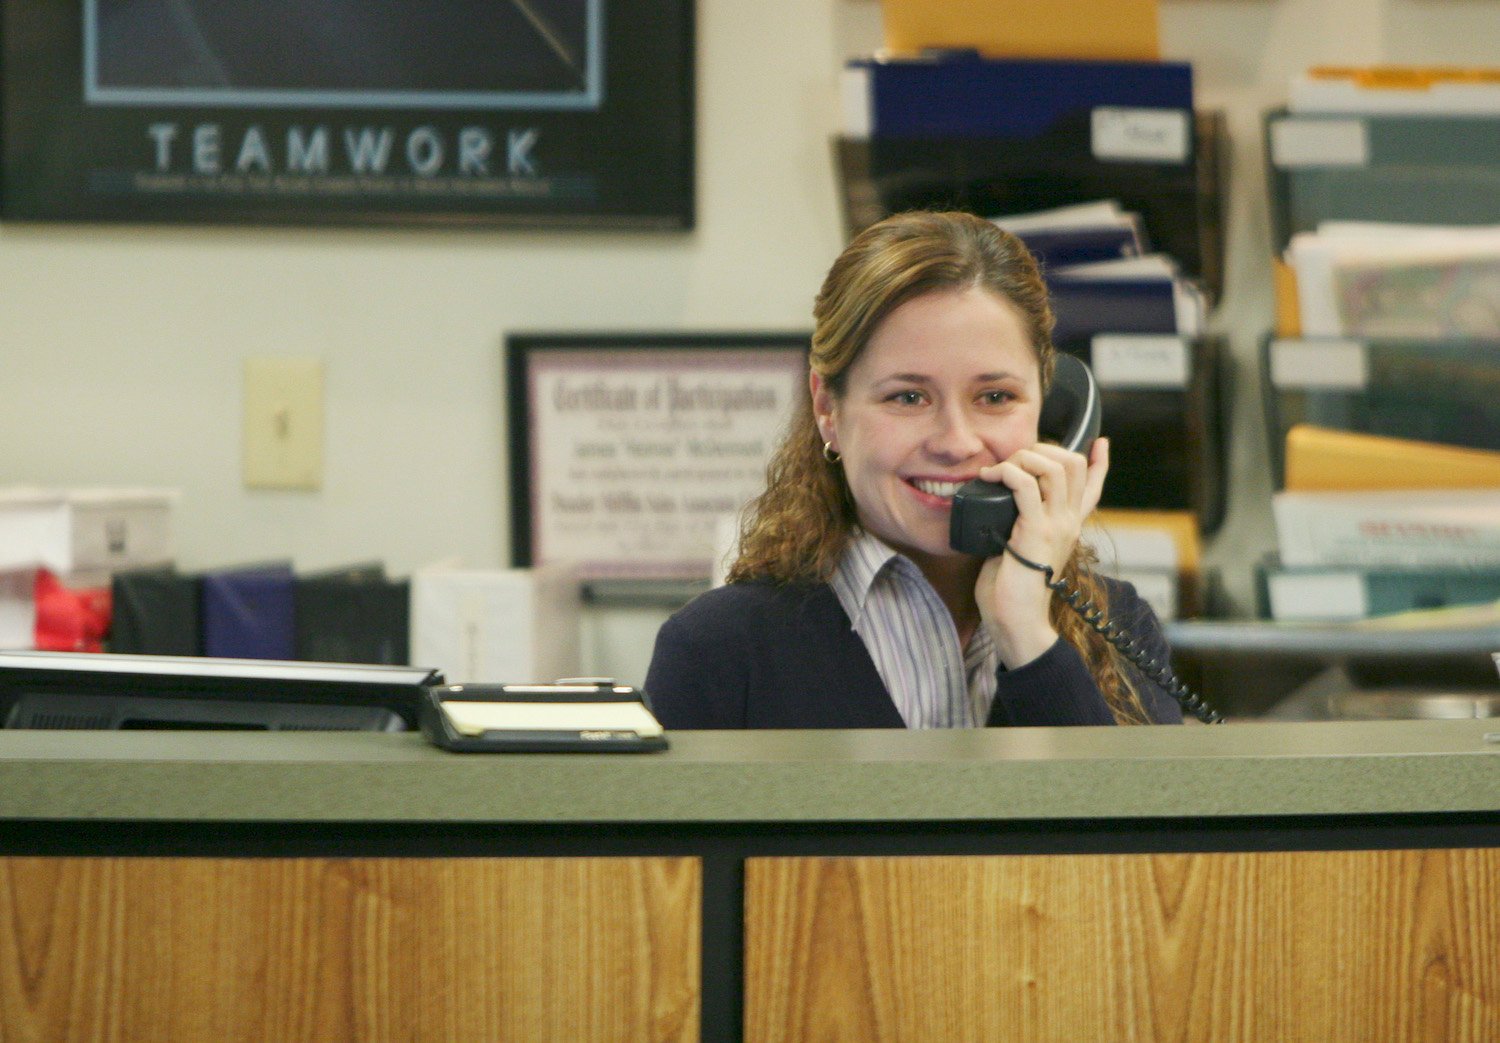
<box><xmin>829</xmin><ymin>532</ymin><xmax>1000</xmax><ymax>728</ymax></box>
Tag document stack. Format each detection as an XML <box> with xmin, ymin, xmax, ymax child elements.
<box><xmin>1259</xmin><ymin>415</ymin><xmax>1500</xmax><ymax>621</ymax></box>
<box><xmin>1266</xmin><ymin>66</ymin><xmax>1500</xmax><ymax>336</ymax></box>
<box><xmin>1084</xmin><ymin>508</ymin><xmax>1202</xmax><ymax>621</ymax></box>
<box><xmin>1259</xmin><ymin>68</ymin><xmax>1500</xmax><ymax>623</ymax></box>
<box><xmin>410</xmin><ymin>563</ymin><xmax>580</xmax><ymax>683</ymax></box>
<box><xmin>0</xmin><ymin>488</ymin><xmax>175</xmax><ymax>652</ymax></box>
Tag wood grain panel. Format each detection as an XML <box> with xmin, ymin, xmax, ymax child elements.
<box><xmin>745</xmin><ymin>849</ymin><xmax>1500</xmax><ymax>1042</ymax></box>
<box><xmin>0</xmin><ymin>856</ymin><xmax>698</xmax><ymax>1042</ymax></box>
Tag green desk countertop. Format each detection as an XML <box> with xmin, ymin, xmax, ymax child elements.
<box><xmin>0</xmin><ymin>719</ymin><xmax>1495</xmax><ymax>823</ymax></box>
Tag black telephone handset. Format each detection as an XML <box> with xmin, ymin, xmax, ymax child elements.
<box><xmin>948</xmin><ymin>353</ymin><xmax>1222</xmax><ymax>724</ymax></box>
<box><xmin>950</xmin><ymin>352</ymin><xmax>1102</xmax><ymax>557</ymax></box>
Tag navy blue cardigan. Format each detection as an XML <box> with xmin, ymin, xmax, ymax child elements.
<box><xmin>645</xmin><ymin>578</ymin><xmax>1183</xmax><ymax>729</ymax></box>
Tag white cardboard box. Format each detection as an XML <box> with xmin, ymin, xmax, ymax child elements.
<box><xmin>410</xmin><ymin>564</ymin><xmax>580</xmax><ymax>683</ymax></box>
<box><xmin>0</xmin><ymin>488</ymin><xmax>176</xmax><ymax>575</ymax></box>
<box><xmin>0</xmin><ymin>568</ymin><xmax>34</xmax><ymax>651</ymax></box>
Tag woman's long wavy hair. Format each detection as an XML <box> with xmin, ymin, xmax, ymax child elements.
<box><xmin>728</xmin><ymin>210</ymin><xmax>1150</xmax><ymax>724</ymax></box>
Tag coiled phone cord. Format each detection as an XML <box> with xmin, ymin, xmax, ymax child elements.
<box><xmin>1004</xmin><ymin>543</ymin><xmax>1225</xmax><ymax>725</ymax></box>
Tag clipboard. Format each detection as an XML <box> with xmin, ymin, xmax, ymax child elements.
<box><xmin>419</xmin><ymin>678</ymin><xmax>669</xmax><ymax>753</ymax></box>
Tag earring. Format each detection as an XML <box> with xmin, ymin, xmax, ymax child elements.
<box><xmin>822</xmin><ymin>441</ymin><xmax>841</xmax><ymax>464</ymax></box>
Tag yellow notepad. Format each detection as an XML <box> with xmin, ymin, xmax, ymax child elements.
<box><xmin>1285</xmin><ymin>425</ymin><xmax>1500</xmax><ymax>491</ymax></box>
<box><xmin>440</xmin><ymin>700</ymin><xmax>664</xmax><ymax>738</ymax></box>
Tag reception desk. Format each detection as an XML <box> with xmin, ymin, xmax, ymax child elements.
<box><xmin>1</xmin><ymin>720</ymin><xmax>1497</xmax><ymax>1040</ymax></box>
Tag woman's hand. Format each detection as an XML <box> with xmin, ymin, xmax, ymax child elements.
<box><xmin>974</xmin><ymin>437</ymin><xmax>1109</xmax><ymax>667</ymax></box>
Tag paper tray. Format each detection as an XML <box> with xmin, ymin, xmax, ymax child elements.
<box><xmin>418</xmin><ymin>683</ymin><xmax>669</xmax><ymax>754</ymax></box>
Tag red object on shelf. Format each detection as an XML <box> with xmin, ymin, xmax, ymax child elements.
<box><xmin>33</xmin><ymin>569</ymin><xmax>112</xmax><ymax>653</ymax></box>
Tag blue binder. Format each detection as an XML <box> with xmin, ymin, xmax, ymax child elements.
<box><xmin>845</xmin><ymin>53</ymin><xmax>1193</xmax><ymax>141</ymax></box>
<box><xmin>201</xmin><ymin>562</ymin><xmax>296</xmax><ymax>660</ymax></box>
<box><xmin>1016</xmin><ymin>225</ymin><xmax>1143</xmax><ymax>271</ymax></box>
<box><xmin>1048</xmin><ymin>272</ymin><xmax>1182</xmax><ymax>343</ymax></box>
<box><xmin>294</xmin><ymin>563</ymin><xmax>410</xmax><ymax>665</ymax></box>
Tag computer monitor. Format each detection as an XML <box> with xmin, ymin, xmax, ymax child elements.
<box><xmin>0</xmin><ymin>651</ymin><xmax>442</xmax><ymax>731</ymax></box>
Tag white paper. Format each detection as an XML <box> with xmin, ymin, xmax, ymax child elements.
<box><xmin>839</xmin><ymin>65</ymin><xmax>872</xmax><ymax>138</ymax></box>
<box><xmin>410</xmin><ymin>565</ymin><xmax>580</xmax><ymax>683</ymax></box>
<box><xmin>992</xmin><ymin>199</ymin><xmax>1130</xmax><ymax>232</ymax></box>
<box><xmin>1082</xmin><ymin>524</ymin><xmax>1178</xmax><ymax>572</ymax></box>
<box><xmin>441</xmin><ymin>699</ymin><xmax>663</xmax><ymax>737</ymax></box>
<box><xmin>1290</xmin><ymin>74</ymin><xmax>1500</xmax><ymax>116</ymax></box>
<box><xmin>1273</xmin><ymin>489</ymin><xmax>1500</xmax><ymax>568</ymax></box>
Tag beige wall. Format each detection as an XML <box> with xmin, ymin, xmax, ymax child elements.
<box><xmin>4</xmin><ymin>1</ymin><xmax>1498</xmax><ymax>683</ymax></box>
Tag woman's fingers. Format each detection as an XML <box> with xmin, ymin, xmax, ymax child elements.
<box><xmin>988</xmin><ymin>444</ymin><xmax>1087</xmax><ymax>516</ymax></box>
<box><xmin>1080</xmin><ymin>437</ymin><xmax>1110</xmax><ymax>516</ymax></box>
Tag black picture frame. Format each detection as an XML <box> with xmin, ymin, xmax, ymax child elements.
<box><xmin>0</xmin><ymin>1</ymin><xmax>694</xmax><ymax>229</ymax></box>
<box><xmin>506</xmin><ymin>332</ymin><xmax>811</xmax><ymax>582</ymax></box>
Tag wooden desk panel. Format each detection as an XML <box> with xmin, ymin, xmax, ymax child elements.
<box><xmin>745</xmin><ymin>850</ymin><xmax>1500</xmax><ymax>1042</ymax></box>
<box><xmin>0</xmin><ymin>856</ymin><xmax>699</xmax><ymax>1043</ymax></box>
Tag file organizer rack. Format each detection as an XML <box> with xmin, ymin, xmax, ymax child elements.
<box><xmin>1264</xmin><ymin>109</ymin><xmax>1500</xmax><ymax>253</ymax></box>
<box><xmin>834</xmin><ymin>110</ymin><xmax>1228</xmax><ymax>305</ymax></box>
<box><xmin>1256</xmin><ymin>331</ymin><xmax>1500</xmax><ymax>626</ymax></box>
<box><xmin>1066</xmin><ymin>334</ymin><xmax>1230</xmax><ymax>535</ymax></box>
<box><xmin>1259</xmin><ymin>334</ymin><xmax>1500</xmax><ymax>488</ymax></box>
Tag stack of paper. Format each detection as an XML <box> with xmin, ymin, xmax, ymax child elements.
<box><xmin>1046</xmin><ymin>253</ymin><xmax>1205</xmax><ymax>343</ymax></box>
<box><xmin>1283</xmin><ymin>426</ymin><xmax>1500</xmax><ymax>493</ymax></box>
<box><xmin>1265</xmin><ymin>427</ymin><xmax>1500</xmax><ymax>621</ymax></box>
<box><xmin>1268</xmin><ymin>67</ymin><xmax>1500</xmax><ymax>312</ymax></box>
<box><xmin>1290</xmin><ymin>66</ymin><xmax>1500</xmax><ymax>116</ymax></box>
<box><xmin>989</xmin><ymin>201</ymin><xmax>1205</xmax><ymax>342</ymax></box>
<box><xmin>992</xmin><ymin>200</ymin><xmax>1147</xmax><ymax>271</ymax></box>
<box><xmin>1262</xmin><ymin>335</ymin><xmax>1500</xmax><ymax>479</ymax></box>
<box><xmin>1286</xmin><ymin>222</ymin><xmax>1500</xmax><ymax>339</ymax></box>
<box><xmin>832</xmin><ymin>47</ymin><xmax>1215</xmax><ymax>294</ymax></box>
<box><xmin>983</xmin><ymin>212</ymin><xmax>1227</xmax><ymax>529</ymax></box>
<box><xmin>410</xmin><ymin>563</ymin><xmax>581</xmax><ymax>683</ymax></box>
<box><xmin>1084</xmin><ymin>508</ymin><xmax>1202</xmax><ymax>619</ymax></box>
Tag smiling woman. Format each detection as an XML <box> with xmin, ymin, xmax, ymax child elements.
<box><xmin>645</xmin><ymin>211</ymin><xmax>1185</xmax><ymax>730</ymax></box>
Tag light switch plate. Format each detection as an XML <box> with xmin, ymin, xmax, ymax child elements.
<box><xmin>243</xmin><ymin>357</ymin><xmax>324</xmax><ymax>491</ymax></box>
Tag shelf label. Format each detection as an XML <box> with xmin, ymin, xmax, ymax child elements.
<box><xmin>1090</xmin><ymin>107</ymin><xmax>1190</xmax><ymax>163</ymax></box>
<box><xmin>1270</xmin><ymin>118</ymin><xmax>1370</xmax><ymax>168</ymax></box>
<box><xmin>1269</xmin><ymin>339</ymin><xmax>1369</xmax><ymax>389</ymax></box>
<box><xmin>1268</xmin><ymin>572</ymin><xmax>1367</xmax><ymax>622</ymax></box>
<box><xmin>1091</xmin><ymin>335</ymin><xmax>1190</xmax><ymax>388</ymax></box>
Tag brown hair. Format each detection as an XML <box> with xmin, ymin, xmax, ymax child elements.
<box><xmin>729</xmin><ymin>211</ymin><xmax>1150</xmax><ymax>724</ymax></box>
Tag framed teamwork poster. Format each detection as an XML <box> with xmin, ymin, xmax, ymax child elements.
<box><xmin>0</xmin><ymin>1</ymin><xmax>693</xmax><ymax>228</ymax></box>
<box><xmin>507</xmin><ymin>333</ymin><xmax>810</xmax><ymax>581</ymax></box>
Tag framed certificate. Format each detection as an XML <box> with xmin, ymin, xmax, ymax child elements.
<box><xmin>1</xmin><ymin>0</ymin><xmax>693</xmax><ymax>228</ymax></box>
<box><xmin>507</xmin><ymin>333</ymin><xmax>810</xmax><ymax>581</ymax></box>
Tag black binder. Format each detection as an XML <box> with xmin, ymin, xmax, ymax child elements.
<box><xmin>833</xmin><ymin>110</ymin><xmax>1227</xmax><ymax>303</ymax></box>
<box><xmin>294</xmin><ymin>563</ymin><xmax>410</xmax><ymax>665</ymax></box>
<box><xmin>1061</xmin><ymin>334</ymin><xmax>1230</xmax><ymax>533</ymax></box>
<box><xmin>108</xmin><ymin>567</ymin><xmax>201</xmax><ymax>656</ymax></box>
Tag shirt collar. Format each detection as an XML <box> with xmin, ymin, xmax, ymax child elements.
<box><xmin>830</xmin><ymin>531</ymin><xmax>909</xmax><ymax>625</ymax></box>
